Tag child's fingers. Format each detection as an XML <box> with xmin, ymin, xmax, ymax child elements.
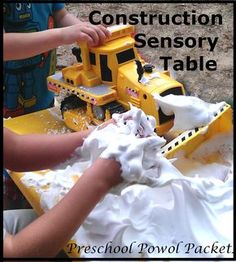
<box><xmin>82</xmin><ymin>26</ymin><xmax>100</xmax><ymax>46</ymax></box>
<box><xmin>98</xmin><ymin>119</ymin><xmax>116</xmax><ymax>130</ymax></box>
<box><xmin>73</xmin><ymin>24</ymin><xmax>111</xmax><ymax>47</ymax></box>
<box><xmin>98</xmin><ymin>24</ymin><xmax>111</xmax><ymax>38</ymax></box>
<box><xmin>77</xmin><ymin>32</ymin><xmax>94</xmax><ymax>46</ymax></box>
<box><xmin>86</xmin><ymin>24</ymin><xmax>111</xmax><ymax>44</ymax></box>
<box><xmin>91</xmin><ymin>26</ymin><xmax>107</xmax><ymax>45</ymax></box>
<box><xmin>87</xmin><ymin>25</ymin><xmax>110</xmax><ymax>45</ymax></box>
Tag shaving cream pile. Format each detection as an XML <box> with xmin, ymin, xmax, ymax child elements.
<box><xmin>21</xmin><ymin>98</ymin><xmax>233</xmax><ymax>258</ymax></box>
<box><xmin>154</xmin><ymin>94</ymin><xmax>226</xmax><ymax>133</ymax></box>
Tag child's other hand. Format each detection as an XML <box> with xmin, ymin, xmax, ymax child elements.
<box><xmin>97</xmin><ymin>119</ymin><xmax>116</xmax><ymax>130</ymax></box>
<box><xmin>61</xmin><ymin>22</ymin><xmax>111</xmax><ymax>47</ymax></box>
<box><xmin>93</xmin><ymin>158</ymin><xmax>123</xmax><ymax>187</ymax></box>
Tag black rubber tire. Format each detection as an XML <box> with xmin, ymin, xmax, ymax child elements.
<box><xmin>60</xmin><ymin>94</ymin><xmax>86</xmax><ymax>115</ymax></box>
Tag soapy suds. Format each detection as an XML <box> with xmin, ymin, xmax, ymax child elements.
<box><xmin>47</xmin><ymin>106</ymin><xmax>64</xmax><ymax>121</ymax></box>
<box><xmin>154</xmin><ymin>94</ymin><xmax>226</xmax><ymax>133</ymax></box>
<box><xmin>190</xmin><ymin>132</ymin><xmax>233</xmax><ymax>166</ymax></box>
<box><xmin>45</xmin><ymin>126</ymin><xmax>71</xmax><ymax>135</ymax></box>
<box><xmin>21</xmin><ymin>103</ymin><xmax>233</xmax><ymax>258</ymax></box>
<box><xmin>140</xmin><ymin>71</ymin><xmax>160</xmax><ymax>85</ymax></box>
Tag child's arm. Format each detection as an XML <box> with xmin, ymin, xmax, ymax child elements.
<box><xmin>53</xmin><ymin>6</ymin><xmax>84</xmax><ymax>27</ymax></box>
<box><xmin>4</xmin><ymin>29</ymin><xmax>67</xmax><ymax>61</ymax></box>
<box><xmin>4</xmin><ymin>21</ymin><xmax>110</xmax><ymax>61</ymax></box>
<box><xmin>53</xmin><ymin>7</ymin><xmax>111</xmax><ymax>46</ymax></box>
<box><xmin>4</xmin><ymin>128</ymin><xmax>93</xmax><ymax>171</ymax></box>
<box><xmin>4</xmin><ymin>158</ymin><xmax>122</xmax><ymax>257</ymax></box>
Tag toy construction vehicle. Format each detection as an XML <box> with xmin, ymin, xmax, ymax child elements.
<box><xmin>47</xmin><ymin>24</ymin><xmax>185</xmax><ymax>135</ymax></box>
<box><xmin>47</xmin><ymin>24</ymin><xmax>232</xmax><ymax>155</ymax></box>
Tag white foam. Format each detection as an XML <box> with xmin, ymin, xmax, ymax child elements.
<box><xmin>153</xmin><ymin>94</ymin><xmax>226</xmax><ymax>133</ymax></box>
<box><xmin>139</xmin><ymin>72</ymin><xmax>160</xmax><ymax>85</ymax></box>
<box><xmin>107</xmin><ymin>24</ymin><xmax>128</xmax><ymax>32</ymax></box>
<box><xmin>21</xmin><ymin>105</ymin><xmax>233</xmax><ymax>258</ymax></box>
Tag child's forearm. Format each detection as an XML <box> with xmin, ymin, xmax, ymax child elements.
<box><xmin>4</xmin><ymin>158</ymin><xmax>121</xmax><ymax>257</ymax></box>
<box><xmin>53</xmin><ymin>8</ymin><xmax>83</xmax><ymax>27</ymax></box>
<box><xmin>4</xmin><ymin>20</ymin><xmax>111</xmax><ymax>61</ymax></box>
<box><xmin>4</xmin><ymin>29</ymin><xmax>64</xmax><ymax>61</ymax></box>
<box><xmin>58</xmin><ymin>13</ymin><xmax>83</xmax><ymax>27</ymax></box>
<box><xmin>4</xmin><ymin>128</ymin><xmax>92</xmax><ymax>171</ymax></box>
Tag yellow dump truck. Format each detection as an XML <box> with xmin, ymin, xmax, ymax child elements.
<box><xmin>47</xmin><ymin>24</ymin><xmax>185</xmax><ymax>135</ymax></box>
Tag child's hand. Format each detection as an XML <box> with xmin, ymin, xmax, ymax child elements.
<box><xmin>93</xmin><ymin>158</ymin><xmax>123</xmax><ymax>187</ymax></box>
<box><xmin>60</xmin><ymin>22</ymin><xmax>111</xmax><ymax>47</ymax></box>
<box><xmin>97</xmin><ymin>119</ymin><xmax>116</xmax><ymax>130</ymax></box>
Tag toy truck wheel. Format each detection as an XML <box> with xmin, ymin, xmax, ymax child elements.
<box><xmin>92</xmin><ymin>105</ymin><xmax>105</xmax><ymax>120</ymax></box>
<box><xmin>60</xmin><ymin>94</ymin><xmax>86</xmax><ymax>116</ymax></box>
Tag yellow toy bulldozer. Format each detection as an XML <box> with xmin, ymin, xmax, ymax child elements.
<box><xmin>47</xmin><ymin>24</ymin><xmax>185</xmax><ymax>135</ymax></box>
<box><xmin>47</xmin><ymin>24</ymin><xmax>232</xmax><ymax>158</ymax></box>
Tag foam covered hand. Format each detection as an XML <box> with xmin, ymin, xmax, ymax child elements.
<box><xmin>112</xmin><ymin>103</ymin><xmax>156</xmax><ymax>137</ymax></box>
<box><xmin>101</xmin><ymin>134</ymin><xmax>166</xmax><ymax>185</ymax></box>
<box><xmin>76</xmin><ymin>105</ymin><xmax>171</xmax><ymax>187</ymax></box>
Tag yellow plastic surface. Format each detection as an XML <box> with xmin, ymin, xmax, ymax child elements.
<box><xmin>162</xmin><ymin>104</ymin><xmax>233</xmax><ymax>159</ymax></box>
<box><xmin>7</xmin><ymin>171</ymin><xmax>48</xmax><ymax>216</ymax></box>
<box><xmin>63</xmin><ymin>108</ymin><xmax>92</xmax><ymax>131</ymax></box>
<box><xmin>4</xmin><ymin>107</ymin><xmax>66</xmax><ymax>135</ymax></box>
